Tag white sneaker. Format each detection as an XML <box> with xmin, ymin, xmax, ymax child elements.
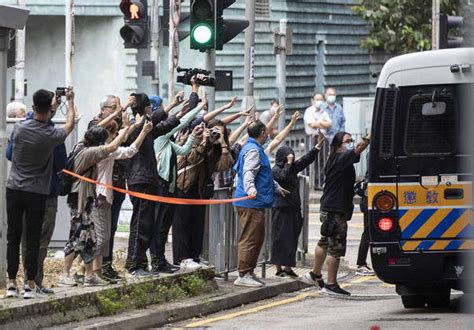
<box><xmin>23</xmin><ymin>285</ymin><xmax>37</xmax><ymax>299</ymax></box>
<box><xmin>180</xmin><ymin>259</ymin><xmax>202</xmax><ymax>271</ymax></box>
<box><xmin>5</xmin><ymin>283</ymin><xmax>18</xmax><ymax>298</ymax></box>
<box><xmin>234</xmin><ymin>273</ymin><xmax>264</xmax><ymax>287</ymax></box>
<box><xmin>58</xmin><ymin>274</ymin><xmax>78</xmax><ymax>287</ymax></box>
<box><xmin>356</xmin><ymin>265</ymin><xmax>375</xmax><ymax>276</ymax></box>
<box><xmin>84</xmin><ymin>274</ymin><xmax>109</xmax><ymax>287</ymax></box>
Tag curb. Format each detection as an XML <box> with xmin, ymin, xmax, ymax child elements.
<box><xmin>0</xmin><ymin>269</ymin><xmax>215</xmax><ymax>329</ymax></box>
<box><xmin>69</xmin><ymin>278</ymin><xmax>309</xmax><ymax>329</ymax></box>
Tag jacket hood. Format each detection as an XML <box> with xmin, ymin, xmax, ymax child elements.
<box><xmin>275</xmin><ymin>145</ymin><xmax>295</xmax><ymax>167</ymax></box>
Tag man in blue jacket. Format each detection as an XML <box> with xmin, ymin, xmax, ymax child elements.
<box><xmin>233</xmin><ymin>120</ymin><xmax>288</xmax><ymax>287</ymax></box>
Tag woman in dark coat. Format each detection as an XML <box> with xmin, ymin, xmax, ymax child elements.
<box><xmin>271</xmin><ymin>132</ymin><xmax>325</xmax><ymax>277</ymax></box>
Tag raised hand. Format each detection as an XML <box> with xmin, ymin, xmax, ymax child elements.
<box><xmin>316</xmin><ymin>129</ymin><xmax>326</xmax><ymax>149</ymax></box>
<box><xmin>142</xmin><ymin>120</ymin><xmax>153</xmax><ymax>134</ymax></box>
<box><xmin>287</xmin><ymin>153</ymin><xmax>295</xmax><ymax>164</ymax></box>
<box><xmin>290</xmin><ymin>111</ymin><xmax>300</xmax><ymax>124</ymax></box>
<box><xmin>226</xmin><ymin>96</ymin><xmax>238</xmax><ymax>109</ymax></box>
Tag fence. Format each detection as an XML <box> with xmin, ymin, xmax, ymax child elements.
<box><xmin>205</xmin><ymin>175</ymin><xmax>310</xmax><ymax>280</ymax></box>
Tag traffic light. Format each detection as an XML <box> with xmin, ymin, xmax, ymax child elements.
<box><xmin>190</xmin><ymin>0</ymin><xmax>215</xmax><ymax>51</ymax></box>
<box><xmin>119</xmin><ymin>0</ymin><xmax>149</xmax><ymax>48</ymax></box>
<box><xmin>162</xmin><ymin>0</ymin><xmax>190</xmax><ymax>46</ymax></box>
<box><xmin>439</xmin><ymin>14</ymin><xmax>463</xmax><ymax>49</ymax></box>
<box><xmin>215</xmin><ymin>0</ymin><xmax>249</xmax><ymax>51</ymax></box>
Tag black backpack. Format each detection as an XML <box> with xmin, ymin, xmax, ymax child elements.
<box><xmin>58</xmin><ymin>143</ymin><xmax>87</xmax><ymax>196</ymax></box>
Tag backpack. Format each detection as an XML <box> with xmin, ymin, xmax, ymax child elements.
<box><xmin>57</xmin><ymin>143</ymin><xmax>87</xmax><ymax>196</ymax></box>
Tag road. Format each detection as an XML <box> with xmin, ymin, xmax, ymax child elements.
<box><xmin>165</xmin><ymin>209</ymin><xmax>474</xmax><ymax>329</ymax></box>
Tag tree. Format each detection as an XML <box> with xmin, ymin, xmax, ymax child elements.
<box><xmin>352</xmin><ymin>0</ymin><xmax>458</xmax><ymax>54</ymax></box>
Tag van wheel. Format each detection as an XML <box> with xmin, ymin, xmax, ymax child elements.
<box><xmin>426</xmin><ymin>291</ymin><xmax>450</xmax><ymax>308</ymax></box>
<box><xmin>401</xmin><ymin>295</ymin><xmax>426</xmax><ymax>308</ymax></box>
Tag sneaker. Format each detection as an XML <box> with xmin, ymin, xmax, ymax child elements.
<box><xmin>5</xmin><ymin>283</ymin><xmax>18</xmax><ymax>298</ymax></box>
<box><xmin>151</xmin><ymin>262</ymin><xmax>178</xmax><ymax>274</ymax></box>
<box><xmin>249</xmin><ymin>272</ymin><xmax>265</xmax><ymax>285</ymax></box>
<box><xmin>84</xmin><ymin>274</ymin><xmax>109</xmax><ymax>287</ymax></box>
<box><xmin>275</xmin><ymin>270</ymin><xmax>285</xmax><ymax>277</ymax></box>
<box><xmin>321</xmin><ymin>283</ymin><xmax>351</xmax><ymax>296</ymax></box>
<box><xmin>234</xmin><ymin>273</ymin><xmax>264</xmax><ymax>287</ymax></box>
<box><xmin>284</xmin><ymin>269</ymin><xmax>299</xmax><ymax>279</ymax></box>
<box><xmin>58</xmin><ymin>274</ymin><xmax>78</xmax><ymax>287</ymax></box>
<box><xmin>98</xmin><ymin>273</ymin><xmax>118</xmax><ymax>284</ymax></box>
<box><xmin>23</xmin><ymin>285</ymin><xmax>37</xmax><ymax>299</ymax></box>
<box><xmin>37</xmin><ymin>286</ymin><xmax>55</xmax><ymax>295</ymax></box>
<box><xmin>102</xmin><ymin>263</ymin><xmax>122</xmax><ymax>280</ymax></box>
<box><xmin>300</xmin><ymin>272</ymin><xmax>325</xmax><ymax>289</ymax></box>
<box><xmin>179</xmin><ymin>259</ymin><xmax>202</xmax><ymax>272</ymax></box>
<box><xmin>125</xmin><ymin>268</ymin><xmax>153</xmax><ymax>279</ymax></box>
<box><xmin>356</xmin><ymin>265</ymin><xmax>375</xmax><ymax>276</ymax></box>
<box><xmin>73</xmin><ymin>272</ymin><xmax>85</xmax><ymax>285</ymax></box>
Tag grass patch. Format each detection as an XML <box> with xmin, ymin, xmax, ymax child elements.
<box><xmin>116</xmin><ymin>225</ymin><xmax>130</xmax><ymax>233</ymax></box>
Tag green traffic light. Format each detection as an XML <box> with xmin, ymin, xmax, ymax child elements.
<box><xmin>192</xmin><ymin>23</ymin><xmax>213</xmax><ymax>45</ymax></box>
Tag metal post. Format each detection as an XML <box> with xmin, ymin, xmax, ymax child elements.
<box><xmin>65</xmin><ymin>0</ymin><xmax>77</xmax><ymax>148</ymax></box>
<box><xmin>205</xmin><ymin>50</ymin><xmax>216</xmax><ymax>111</ymax></box>
<box><xmin>432</xmin><ymin>0</ymin><xmax>440</xmax><ymax>50</ymax></box>
<box><xmin>14</xmin><ymin>0</ymin><xmax>26</xmax><ymax>103</ymax></box>
<box><xmin>168</xmin><ymin>0</ymin><xmax>178</xmax><ymax>102</ymax></box>
<box><xmin>242</xmin><ymin>0</ymin><xmax>255</xmax><ymax>115</ymax></box>
<box><xmin>276</xmin><ymin>18</ymin><xmax>287</xmax><ymax>131</ymax></box>
<box><xmin>150</xmin><ymin>0</ymin><xmax>160</xmax><ymax>95</ymax></box>
<box><xmin>0</xmin><ymin>28</ymin><xmax>10</xmax><ymax>287</ymax></box>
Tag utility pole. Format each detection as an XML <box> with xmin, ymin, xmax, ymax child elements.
<box><xmin>275</xmin><ymin>19</ymin><xmax>287</xmax><ymax>131</ymax></box>
<box><xmin>14</xmin><ymin>0</ymin><xmax>26</xmax><ymax>103</ymax></box>
<box><xmin>168</xmin><ymin>0</ymin><xmax>180</xmax><ymax>102</ymax></box>
<box><xmin>150</xmin><ymin>0</ymin><xmax>160</xmax><ymax>95</ymax></box>
<box><xmin>205</xmin><ymin>50</ymin><xmax>216</xmax><ymax>111</ymax></box>
<box><xmin>242</xmin><ymin>0</ymin><xmax>255</xmax><ymax>115</ymax></box>
<box><xmin>65</xmin><ymin>0</ymin><xmax>77</xmax><ymax>147</ymax></box>
<box><xmin>0</xmin><ymin>28</ymin><xmax>9</xmax><ymax>288</ymax></box>
<box><xmin>432</xmin><ymin>0</ymin><xmax>440</xmax><ymax>50</ymax></box>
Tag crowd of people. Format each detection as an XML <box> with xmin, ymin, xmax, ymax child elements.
<box><xmin>4</xmin><ymin>79</ymin><xmax>370</xmax><ymax>299</ymax></box>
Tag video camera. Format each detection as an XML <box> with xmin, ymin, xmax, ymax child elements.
<box><xmin>176</xmin><ymin>67</ymin><xmax>215</xmax><ymax>87</ymax></box>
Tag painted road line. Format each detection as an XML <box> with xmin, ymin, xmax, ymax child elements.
<box><xmin>185</xmin><ymin>276</ymin><xmax>376</xmax><ymax>327</ymax></box>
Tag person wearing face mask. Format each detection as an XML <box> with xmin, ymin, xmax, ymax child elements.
<box><xmin>301</xmin><ymin>131</ymin><xmax>369</xmax><ymax>296</ymax></box>
<box><xmin>304</xmin><ymin>92</ymin><xmax>332</xmax><ymax>188</ymax></box>
<box><xmin>322</xmin><ymin>87</ymin><xmax>345</xmax><ymax>143</ymax></box>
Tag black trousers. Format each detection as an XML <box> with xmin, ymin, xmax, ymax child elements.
<box><xmin>150</xmin><ymin>180</ymin><xmax>176</xmax><ymax>267</ymax></box>
<box><xmin>356</xmin><ymin>210</ymin><xmax>370</xmax><ymax>266</ymax></box>
<box><xmin>126</xmin><ymin>184</ymin><xmax>156</xmax><ymax>271</ymax></box>
<box><xmin>103</xmin><ymin>190</ymin><xmax>126</xmax><ymax>265</ymax></box>
<box><xmin>6</xmin><ymin>188</ymin><xmax>47</xmax><ymax>280</ymax></box>
<box><xmin>172</xmin><ymin>187</ymin><xmax>206</xmax><ymax>264</ymax></box>
<box><xmin>270</xmin><ymin>208</ymin><xmax>303</xmax><ymax>267</ymax></box>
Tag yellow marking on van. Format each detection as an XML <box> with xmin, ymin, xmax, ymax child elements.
<box><xmin>411</xmin><ymin>209</ymin><xmax>450</xmax><ymax>239</ymax></box>
<box><xmin>402</xmin><ymin>240</ymin><xmax>420</xmax><ymax>251</ymax></box>
<box><xmin>460</xmin><ymin>240</ymin><xmax>474</xmax><ymax>250</ymax></box>
<box><xmin>399</xmin><ymin>209</ymin><xmax>421</xmax><ymax>231</ymax></box>
<box><xmin>429</xmin><ymin>240</ymin><xmax>450</xmax><ymax>250</ymax></box>
<box><xmin>441</xmin><ymin>210</ymin><xmax>470</xmax><ymax>238</ymax></box>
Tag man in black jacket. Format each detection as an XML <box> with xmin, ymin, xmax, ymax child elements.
<box><xmin>124</xmin><ymin>93</ymin><xmax>187</xmax><ymax>277</ymax></box>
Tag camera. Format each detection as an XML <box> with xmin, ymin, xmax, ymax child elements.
<box><xmin>55</xmin><ymin>87</ymin><xmax>67</xmax><ymax>98</ymax></box>
<box><xmin>209</xmin><ymin>127</ymin><xmax>221</xmax><ymax>143</ymax></box>
<box><xmin>176</xmin><ymin>67</ymin><xmax>215</xmax><ymax>87</ymax></box>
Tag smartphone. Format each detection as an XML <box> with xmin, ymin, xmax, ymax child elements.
<box><xmin>55</xmin><ymin>87</ymin><xmax>67</xmax><ymax>98</ymax></box>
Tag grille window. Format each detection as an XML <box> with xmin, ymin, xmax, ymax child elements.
<box><xmin>404</xmin><ymin>94</ymin><xmax>456</xmax><ymax>156</ymax></box>
<box><xmin>256</xmin><ymin>0</ymin><xmax>270</xmax><ymax>17</ymax></box>
<box><xmin>379</xmin><ymin>88</ymin><xmax>397</xmax><ymax>157</ymax></box>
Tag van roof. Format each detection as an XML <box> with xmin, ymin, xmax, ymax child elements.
<box><xmin>377</xmin><ymin>48</ymin><xmax>474</xmax><ymax>88</ymax></box>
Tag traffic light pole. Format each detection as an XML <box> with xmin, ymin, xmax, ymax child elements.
<box><xmin>276</xmin><ymin>19</ymin><xmax>287</xmax><ymax>132</ymax></box>
<box><xmin>14</xmin><ymin>0</ymin><xmax>26</xmax><ymax>103</ymax></box>
<box><xmin>242</xmin><ymin>0</ymin><xmax>255</xmax><ymax>116</ymax></box>
<box><xmin>150</xmin><ymin>0</ymin><xmax>160</xmax><ymax>94</ymax></box>
<box><xmin>0</xmin><ymin>28</ymin><xmax>9</xmax><ymax>287</ymax></box>
<box><xmin>205</xmin><ymin>50</ymin><xmax>216</xmax><ymax>111</ymax></box>
<box><xmin>65</xmin><ymin>0</ymin><xmax>78</xmax><ymax>148</ymax></box>
<box><xmin>432</xmin><ymin>0</ymin><xmax>440</xmax><ymax>50</ymax></box>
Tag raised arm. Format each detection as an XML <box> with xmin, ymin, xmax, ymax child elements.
<box><xmin>265</xmin><ymin>105</ymin><xmax>283</xmax><ymax>135</ymax></box>
<box><xmin>96</xmin><ymin>107</ymin><xmax>122</xmax><ymax>128</ymax></box>
<box><xmin>164</xmin><ymin>91</ymin><xmax>185</xmax><ymax>113</ymax></box>
<box><xmin>221</xmin><ymin>105</ymin><xmax>252</xmax><ymax>126</ymax></box>
<box><xmin>203</xmin><ymin>96</ymin><xmax>237</xmax><ymax>123</ymax></box>
<box><xmin>229</xmin><ymin>114</ymin><xmax>253</xmax><ymax>145</ymax></box>
<box><xmin>129</xmin><ymin>121</ymin><xmax>153</xmax><ymax>150</ymax></box>
<box><xmin>265</xmin><ymin>111</ymin><xmax>300</xmax><ymax>154</ymax></box>
<box><xmin>105</xmin><ymin>127</ymin><xmax>130</xmax><ymax>153</ymax></box>
<box><xmin>62</xmin><ymin>86</ymin><xmax>76</xmax><ymax>135</ymax></box>
<box><xmin>355</xmin><ymin>135</ymin><xmax>370</xmax><ymax>156</ymax></box>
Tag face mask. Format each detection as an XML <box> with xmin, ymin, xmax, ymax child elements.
<box><xmin>314</xmin><ymin>100</ymin><xmax>324</xmax><ymax>109</ymax></box>
<box><xmin>326</xmin><ymin>95</ymin><xmax>336</xmax><ymax>104</ymax></box>
<box><xmin>345</xmin><ymin>142</ymin><xmax>355</xmax><ymax>150</ymax></box>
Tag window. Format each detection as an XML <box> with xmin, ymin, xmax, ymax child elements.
<box><xmin>404</xmin><ymin>93</ymin><xmax>456</xmax><ymax>156</ymax></box>
<box><xmin>256</xmin><ymin>0</ymin><xmax>270</xmax><ymax>17</ymax></box>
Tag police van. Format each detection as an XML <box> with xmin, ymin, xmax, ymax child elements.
<box><xmin>368</xmin><ymin>48</ymin><xmax>474</xmax><ymax>308</ymax></box>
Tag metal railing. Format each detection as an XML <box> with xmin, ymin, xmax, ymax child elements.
<box><xmin>205</xmin><ymin>175</ymin><xmax>310</xmax><ymax>280</ymax></box>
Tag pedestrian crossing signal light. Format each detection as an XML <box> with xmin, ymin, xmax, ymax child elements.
<box><xmin>119</xmin><ymin>0</ymin><xmax>149</xmax><ymax>49</ymax></box>
<box><xmin>190</xmin><ymin>0</ymin><xmax>215</xmax><ymax>51</ymax></box>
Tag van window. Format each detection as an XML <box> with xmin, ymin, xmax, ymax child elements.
<box><xmin>404</xmin><ymin>94</ymin><xmax>456</xmax><ymax>156</ymax></box>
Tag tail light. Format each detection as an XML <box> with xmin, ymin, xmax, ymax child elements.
<box><xmin>378</xmin><ymin>217</ymin><xmax>394</xmax><ymax>232</ymax></box>
<box><xmin>373</xmin><ymin>191</ymin><xmax>396</xmax><ymax>212</ymax></box>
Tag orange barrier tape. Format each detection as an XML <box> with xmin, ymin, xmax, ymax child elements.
<box><xmin>62</xmin><ymin>169</ymin><xmax>252</xmax><ymax>205</ymax></box>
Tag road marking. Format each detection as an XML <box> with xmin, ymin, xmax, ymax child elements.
<box><xmin>185</xmin><ymin>276</ymin><xmax>376</xmax><ymax>327</ymax></box>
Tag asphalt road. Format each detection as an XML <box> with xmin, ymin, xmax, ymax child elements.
<box><xmin>166</xmin><ymin>210</ymin><xmax>474</xmax><ymax>329</ymax></box>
